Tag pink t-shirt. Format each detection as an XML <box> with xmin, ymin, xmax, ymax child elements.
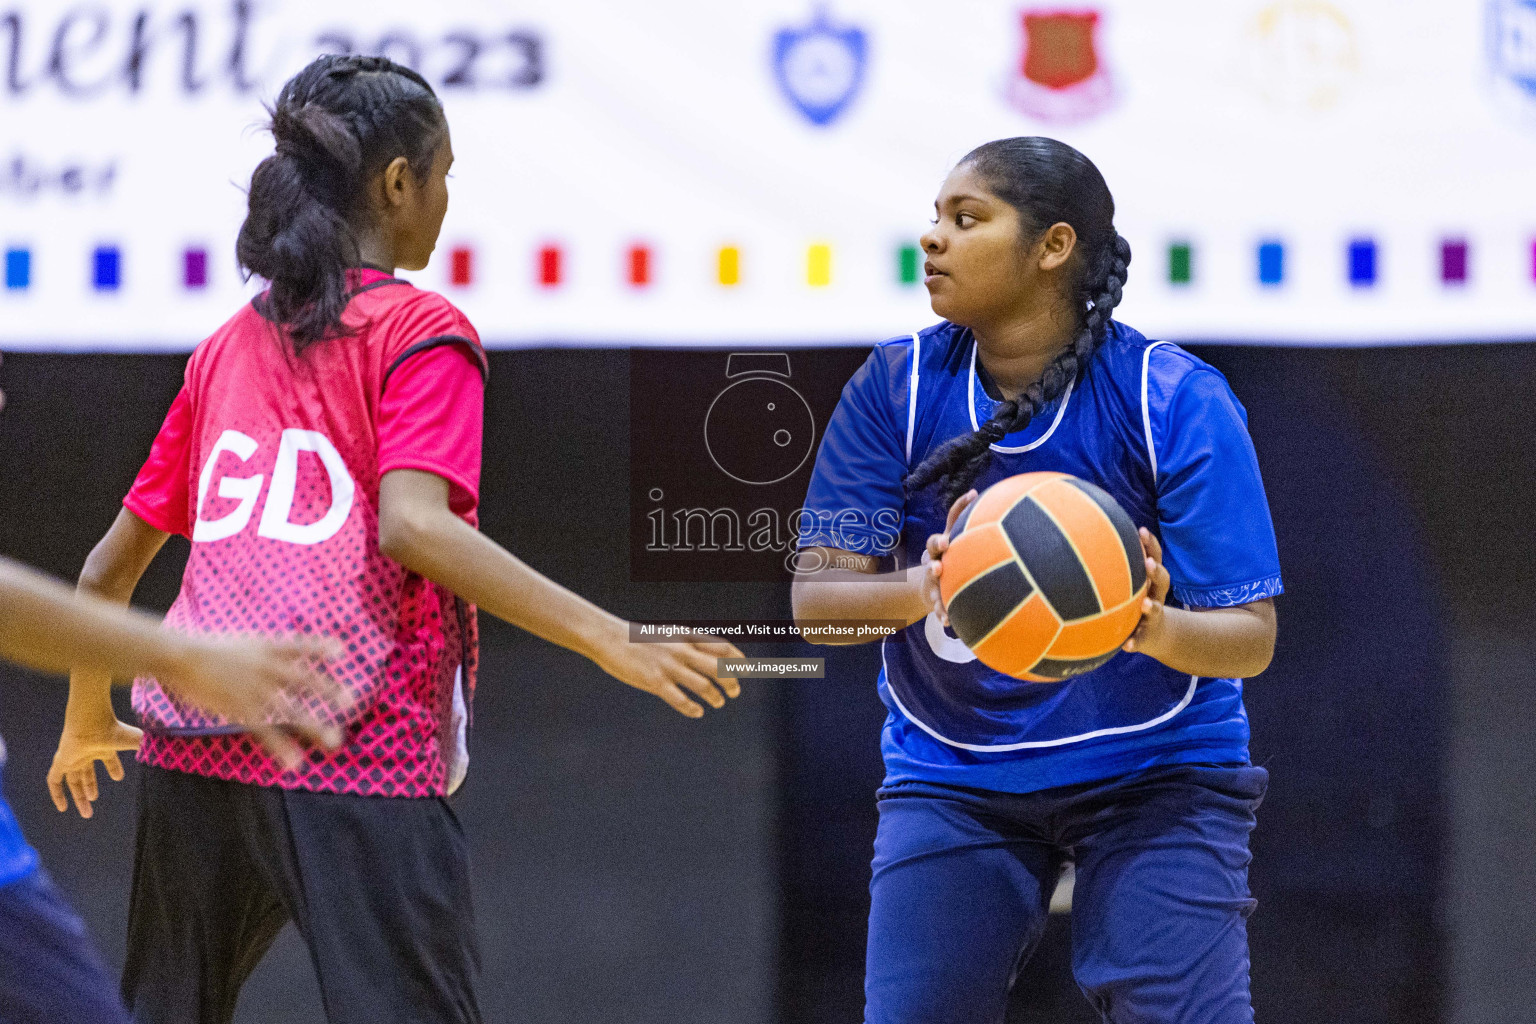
<box><xmin>124</xmin><ymin>270</ymin><xmax>487</xmax><ymax>797</ymax></box>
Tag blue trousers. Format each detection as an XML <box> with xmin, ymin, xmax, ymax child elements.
<box><xmin>865</xmin><ymin>764</ymin><xmax>1267</xmax><ymax>1024</ymax></box>
<box><xmin>0</xmin><ymin>869</ymin><xmax>131</xmax><ymax>1024</ymax></box>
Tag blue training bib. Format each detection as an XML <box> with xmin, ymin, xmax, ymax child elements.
<box><xmin>0</xmin><ymin>750</ymin><xmax>41</xmax><ymax>887</ymax></box>
<box><xmin>799</xmin><ymin>321</ymin><xmax>1283</xmax><ymax>793</ymax></box>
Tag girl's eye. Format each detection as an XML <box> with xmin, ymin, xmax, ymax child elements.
<box><xmin>955</xmin><ymin>213</ymin><xmax>976</xmax><ymax>228</ymax></box>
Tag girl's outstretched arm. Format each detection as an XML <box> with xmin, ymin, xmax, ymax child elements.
<box><xmin>789</xmin><ymin>555</ymin><xmax>930</xmax><ymax>645</ymax></box>
<box><xmin>45</xmin><ymin>510</ymin><xmax>344</xmax><ymax>818</ymax></box>
<box><xmin>378</xmin><ymin>469</ymin><xmax>743</xmax><ymax>718</ymax></box>
<box><xmin>0</xmin><ymin>553</ymin><xmax>175</xmax><ymax>679</ymax></box>
<box><xmin>791</xmin><ymin>490</ymin><xmax>979</xmax><ymax>646</ymax></box>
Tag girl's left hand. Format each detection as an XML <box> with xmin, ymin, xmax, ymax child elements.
<box><xmin>47</xmin><ymin>716</ymin><xmax>143</xmax><ymax>820</ymax></box>
<box><xmin>1122</xmin><ymin>528</ymin><xmax>1172</xmax><ymax>657</ymax></box>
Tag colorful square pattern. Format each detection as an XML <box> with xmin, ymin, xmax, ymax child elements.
<box><xmin>1441</xmin><ymin>240</ymin><xmax>1468</xmax><ymax>285</ymax></box>
<box><xmin>4</xmin><ymin>248</ymin><xmax>28</xmax><ymax>290</ymax></box>
<box><xmin>93</xmin><ymin>246</ymin><xmax>120</xmax><ymax>291</ymax></box>
<box><xmin>1258</xmin><ymin>241</ymin><xmax>1284</xmax><ymax>286</ymax></box>
<box><xmin>1348</xmin><ymin>239</ymin><xmax>1377</xmax><ymax>287</ymax></box>
<box><xmin>1168</xmin><ymin>243</ymin><xmax>1192</xmax><ymax>285</ymax></box>
<box><xmin>184</xmin><ymin>248</ymin><xmax>208</xmax><ymax>289</ymax></box>
<box><xmin>0</xmin><ymin>238</ymin><xmax>1532</xmax><ymax>297</ymax></box>
<box><xmin>628</xmin><ymin>244</ymin><xmax>651</xmax><ymax>287</ymax></box>
<box><xmin>450</xmin><ymin>247</ymin><xmax>473</xmax><ymax>287</ymax></box>
<box><xmin>537</xmin><ymin>245</ymin><xmax>561</xmax><ymax>287</ymax></box>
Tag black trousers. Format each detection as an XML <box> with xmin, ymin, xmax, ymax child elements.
<box><xmin>122</xmin><ymin>765</ymin><xmax>482</xmax><ymax>1024</ymax></box>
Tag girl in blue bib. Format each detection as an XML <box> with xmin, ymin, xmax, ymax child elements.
<box><xmin>794</xmin><ymin>138</ymin><xmax>1282</xmax><ymax>1024</ymax></box>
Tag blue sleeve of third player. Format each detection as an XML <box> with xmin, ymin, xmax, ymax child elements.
<box><xmin>797</xmin><ymin>346</ymin><xmax>908</xmax><ymax>557</ymax></box>
<box><xmin>1154</xmin><ymin>369</ymin><xmax>1284</xmax><ymax>608</ymax></box>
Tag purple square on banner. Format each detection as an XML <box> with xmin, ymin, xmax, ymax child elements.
<box><xmin>184</xmin><ymin>248</ymin><xmax>207</xmax><ymax>289</ymax></box>
<box><xmin>1440</xmin><ymin>240</ymin><xmax>1468</xmax><ymax>284</ymax></box>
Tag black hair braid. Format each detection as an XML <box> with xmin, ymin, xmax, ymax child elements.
<box><xmin>905</xmin><ymin>229</ymin><xmax>1131</xmax><ymax>510</ymax></box>
<box><xmin>901</xmin><ymin>138</ymin><xmax>1129</xmax><ymax>509</ymax></box>
<box><xmin>237</xmin><ymin>54</ymin><xmax>444</xmax><ymax>351</ymax></box>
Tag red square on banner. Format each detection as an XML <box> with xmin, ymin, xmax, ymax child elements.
<box><xmin>628</xmin><ymin>244</ymin><xmax>651</xmax><ymax>287</ymax></box>
<box><xmin>539</xmin><ymin>245</ymin><xmax>562</xmax><ymax>287</ymax></box>
<box><xmin>450</xmin><ymin>247</ymin><xmax>473</xmax><ymax>287</ymax></box>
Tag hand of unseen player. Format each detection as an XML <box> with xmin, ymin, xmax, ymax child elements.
<box><xmin>1122</xmin><ymin>528</ymin><xmax>1173</xmax><ymax>656</ymax></box>
<box><xmin>49</xmin><ymin>632</ymin><xmax>348</xmax><ymax>819</ymax></box>
<box><xmin>921</xmin><ymin>489</ymin><xmax>979</xmax><ymax>627</ymax></box>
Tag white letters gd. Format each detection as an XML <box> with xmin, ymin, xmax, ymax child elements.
<box><xmin>192</xmin><ymin>429</ymin><xmax>355</xmax><ymax>545</ymax></box>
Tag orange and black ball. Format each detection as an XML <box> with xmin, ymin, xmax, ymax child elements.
<box><xmin>939</xmin><ymin>472</ymin><xmax>1149</xmax><ymax>681</ymax></box>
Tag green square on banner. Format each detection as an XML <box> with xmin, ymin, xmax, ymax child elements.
<box><xmin>898</xmin><ymin>245</ymin><xmax>920</xmax><ymax>285</ymax></box>
<box><xmin>1168</xmin><ymin>243</ymin><xmax>1192</xmax><ymax>285</ymax></box>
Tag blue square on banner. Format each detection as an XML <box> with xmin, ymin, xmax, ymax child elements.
<box><xmin>93</xmin><ymin>246</ymin><xmax>120</xmax><ymax>291</ymax></box>
<box><xmin>5</xmin><ymin>248</ymin><xmax>29</xmax><ymax>290</ymax></box>
<box><xmin>1348</xmin><ymin>238</ymin><xmax>1377</xmax><ymax>287</ymax></box>
<box><xmin>1257</xmin><ymin>241</ymin><xmax>1284</xmax><ymax>285</ymax></box>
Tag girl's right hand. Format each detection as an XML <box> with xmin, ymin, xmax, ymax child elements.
<box><xmin>921</xmin><ymin>489</ymin><xmax>979</xmax><ymax>626</ymax></box>
<box><xmin>157</xmin><ymin>632</ymin><xmax>348</xmax><ymax>768</ymax></box>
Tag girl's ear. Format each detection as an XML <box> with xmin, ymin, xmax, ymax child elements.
<box><xmin>1037</xmin><ymin>222</ymin><xmax>1078</xmax><ymax>272</ymax></box>
<box><xmin>380</xmin><ymin>156</ymin><xmax>413</xmax><ymax>209</ymax></box>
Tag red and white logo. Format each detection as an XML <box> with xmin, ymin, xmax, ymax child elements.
<box><xmin>1005</xmin><ymin>9</ymin><xmax>1117</xmax><ymax>124</ymax></box>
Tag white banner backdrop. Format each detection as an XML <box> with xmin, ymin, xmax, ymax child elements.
<box><xmin>0</xmin><ymin>0</ymin><xmax>1534</xmax><ymax>349</ymax></box>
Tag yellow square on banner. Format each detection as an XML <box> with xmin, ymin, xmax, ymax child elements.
<box><xmin>717</xmin><ymin>246</ymin><xmax>740</xmax><ymax>287</ymax></box>
<box><xmin>807</xmin><ymin>244</ymin><xmax>831</xmax><ymax>287</ymax></box>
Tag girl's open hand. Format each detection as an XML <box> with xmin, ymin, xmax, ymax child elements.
<box><xmin>1122</xmin><ymin>528</ymin><xmax>1173</xmax><ymax>657</ymax></box>
<box><xmin>921</xmin><ymin>489</ymin><xmax>978</xmax><ymax>626</ymax></box>
<box><xmin>597</xmin><ymin>627</ymin><xmax>744</xmax><ymax>719</ymax></box>
<box><xmin>47</xmin><ymin>716</ymin><xmax>142</xmax><ymax>820</ymax></box>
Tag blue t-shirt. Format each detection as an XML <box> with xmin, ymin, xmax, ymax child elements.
<box><xmin>799</xmin><ymin>320</ymin><xmax>1283</xmax><ymax>794</ymax></box>
<box><xmin>0</xmin><ymin>741</ymin><xmax>41</xmax><ymax>887</ymax></box>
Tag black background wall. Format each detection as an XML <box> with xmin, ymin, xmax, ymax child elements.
<box><xmin>2</xmin><ymin>342</ymin><xmax>1534</xmax><ymax>1023</ymax></box>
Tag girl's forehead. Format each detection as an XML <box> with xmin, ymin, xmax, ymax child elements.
<box><xmin>937</xmin><ymin>164</ymin><xmax>997</xmax><ymax>204</ymax></box>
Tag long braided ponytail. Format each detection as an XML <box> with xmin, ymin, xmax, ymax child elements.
<box><xmin>237</xmin><ymin>54</ymin><xmax>446</xmax><ymax>351</ymax></box>
<box><xmin>904</xmin><ymin>138</ymin><xmax>1131</xmax><ymax>509</ymax></box>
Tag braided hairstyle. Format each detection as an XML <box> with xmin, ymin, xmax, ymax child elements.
<box><xmin>905</xmin><ymin>138</ymin><xmax>1131</xmax><ymax>509</ymax></box>
<box><xmin>237</xmin><ymin>54</ymin><xmax>446</xmax><ymax>351</ymax></box>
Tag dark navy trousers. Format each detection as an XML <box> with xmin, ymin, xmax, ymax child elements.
<box><xmin>865</xmin><ymin>764</ymin><xmax>1267</xmax><ymax>1024</ymax></box>
<box><xmin>0</xmin><ymin>869</ymin><xmax>131</xmax><ymax>1024</ymax></box>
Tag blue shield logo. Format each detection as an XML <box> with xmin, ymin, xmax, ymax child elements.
<box><xmin>1490</xmin><ymin>0</ymin><xmax>1536</xmax><ymax>99</ymax></box>
<box><xmin>773</xmin><ymin>9</ymin><xmax>869</xmax><ymax>127</ymax></box>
